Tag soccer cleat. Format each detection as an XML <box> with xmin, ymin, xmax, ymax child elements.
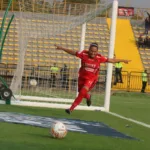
<box><xmin>65</xmin><ymin>109</ymin><xmax>71</xmax><ymax>114</ymax></box>
<box><xmin>86</xmin><ymin>95</ymin><xmax>92</xmax><ymax>107</ymax></box>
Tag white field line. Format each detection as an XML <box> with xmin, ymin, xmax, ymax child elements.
<box><xmin>107</xmin><ymin>111</ymin><xmax>150</xmax><ymax>128</ymax></box>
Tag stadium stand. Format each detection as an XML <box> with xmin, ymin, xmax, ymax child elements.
<box><xmin>0</xmin><ymin>16</ymin><xmax>109</xmax><ymax>70</ymax></box>
<box><xmin>131</xmin><ymin>20</ymin><xmax>150</xmax><ymax>71</ymax></box>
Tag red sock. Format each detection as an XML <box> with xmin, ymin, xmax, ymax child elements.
<box><xmin>70</xmin><ymin>88</ymin><xmax>87</xmax><ymax>111</ymax></box>
<box><xmin>84</xmin><ymin>93</ymin><xmax>90</xmax><ymax>100</ymax></box>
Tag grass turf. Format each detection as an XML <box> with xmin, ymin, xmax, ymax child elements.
<box><xmin>0</xmin><ymin>92</ymin><xmax>150</xmax><ymax>150</ymax></box>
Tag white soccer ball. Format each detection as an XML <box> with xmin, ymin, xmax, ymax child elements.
<box><xmin>50</xmin><ymin>121</ymin><xmax>67</xmax><ymax>139</ymax></box>
<box><xmin>30</xmin><ymin>79</ymin><xmax>37</xmax><ymax>86</ymax></box>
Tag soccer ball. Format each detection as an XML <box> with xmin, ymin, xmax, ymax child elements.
<box><xmin>29</xmin><ymin>79</ymin><xmax>37</xmax><ymax>86</ymax></box>
<box><xmin>50</xmin><ymin>121</ymin><xmax>67</xmax><ymax>139</ymax></box>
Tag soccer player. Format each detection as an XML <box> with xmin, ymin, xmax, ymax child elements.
<box><xmin>54</xmin><ymin>43</ymin><xmax>131</xmax><ymax>114</ymax></box>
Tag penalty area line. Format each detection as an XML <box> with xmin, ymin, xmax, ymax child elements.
<box><xmin>107</xmin><ymin>111</ymin><xmax>150</xmax><ymax>128</ymax></box>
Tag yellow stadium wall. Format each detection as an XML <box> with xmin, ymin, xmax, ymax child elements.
<box><xmin>107</xmin><ymin>18</ymin><xmax>144</xmax><ymax>72</ymax></box>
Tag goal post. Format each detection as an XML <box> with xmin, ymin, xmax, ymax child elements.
<box><xmin>6</xmin><ymin>0</ymin><xmax>117</xmax><ymax>112</ymax></box>
<box><xmin>104</xmin><ymin>0</ymin><xmax>118</xmax><ymax>112</ymax></box>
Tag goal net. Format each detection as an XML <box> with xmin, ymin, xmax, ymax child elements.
<box><xmin>9</xmin><ymin>0</ymin><xmax>113</xmax><ymax>111</ymax></box>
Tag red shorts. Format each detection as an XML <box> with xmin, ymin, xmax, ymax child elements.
<box><xmin>78</xmin><ymin>77</ymin><xmax>97</xmax><ymax>92</ymax></box>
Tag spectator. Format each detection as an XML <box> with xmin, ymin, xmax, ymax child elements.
<box><xmin>141</xmin><ymin>70</ymin><xmax>148</xmax><ymax>93</ymax></box>
<box><xmin>50</xmin><ymin>63</ymin><xmax>59</xmax><ymax>87</ymax></box>
<box><xmin>144</xmin><ymin>36</ymin><xmax>150</xmax><ymax>48</ymax></box>
<box><xmin>114</xmin><ymin>55</ymin><xmax>123</xmax><ymax>85</ymax></box>
<box><xmin>60</xmin><ymin>64</ymin><xmax>69</xmax><ymax>89</ymax></box>
<box><xmin>30</xmin><ymin>66</ymin><xmax>35</xmax><ymax>76</ymax></box>
<box><xmin>146</xmin><ymin>11</ymin><xmax>150</xmax><ymax>21</ymax></box>
<box><xmin>144</xmin><ymin>17</ymin><xmax>149</xmax><ymax>35</ymax></box>
<box><xmin>148</xmin><ymin>37</ymin><xmax>150</xmax><ymax>48</ymax></box>
<box><xmin>138</xmin><ymin>35</ymin><xmax>144</xmax><ymax>48</ymax></box>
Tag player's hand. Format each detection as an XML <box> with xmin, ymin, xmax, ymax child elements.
<box><xmin>124</xmin><ymin>60</ymin><xmax>131</xmax><ymax>64</ymax></box>
<box><xmin>54</xmin><ymin>44</ymin><xmax>63</xmax><ymax>50</ymax></box>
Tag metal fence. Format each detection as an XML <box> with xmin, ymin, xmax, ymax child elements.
<box><xmin>0</xmin><ymin>65</ymin><xmax>106</xmax><ymax>95</ymax></box>
<box><xmin>0</xmin><ymin>64</ymin><xmax>150</xmax><ymax>93</ymax></box>
<box><xmin>112</xmin><ymin>71</ymin><xmax>150</xmax><ymax>92</ymax></box>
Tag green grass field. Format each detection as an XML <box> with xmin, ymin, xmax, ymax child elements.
<box><xmin>0</xmin><ymin>92</ymin><xmax>150</xmax><ymax>150</ymax></box>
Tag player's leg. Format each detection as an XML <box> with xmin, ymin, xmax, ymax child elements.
<box><xmin>65</xmin><ymin>78</ymin><xmax>89</xmax><ymax>114</ymax></box>
<box><xmin>143</xmin><ymin>81</ymin><xmax>147</xmax><ymax>93</ymax></box>
<box><xmin>69</xmin><ymin>86</ymin><xmax>89</xmax><ymax>110</ymax></box>
<box><xmin>65</xmin><ymin>78</ymin><xmax>98</xmax><ymax>114</ymax></box>
<box><xmin>78</xmin><ymin>79</ymin><xmax>97</xmax><ymax>107</ymax></box>
<box><xmin>84</xmin><ymin>93</ymin><xmax>91</xmax><ymax>101</ymax></box>
<box><xmin>141</xmin><ymin>81</ymin><xmax>145</xmax><ymax>93</ymax></box>
<box><xmin>78</xmin><ymin>78</ymin><xmax>91</xmax><ymax>104</ymax></box>
<box><xmin>116</xmin><ymin>72</ymin><xmax>119</xmax><ymax>83</ymax></box>
<box><xmin>119</xmin><ymin>71</ymin><xmax>123</xmax><ymax>83</ymax></box>
<box><xmin>78</xmin><ymin>79</ymin><xmax>90</xmax><ymax>100</ymax></box>
<box><xmin>65</xmin><ymin>87</ymin><xmax>89</xmax><ymax>114</ymax></box>
<box><xmin>114</xmin><ymin>70</ymin><xmax>117</xmax><ymax>85</ymax></box>
<box><xmin>85</xmin><ymin>79</ymin><xmax>97</xmax><ymax>106</ymax></box>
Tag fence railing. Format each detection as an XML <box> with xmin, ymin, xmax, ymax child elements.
<box><xmin>112</xmin><ymin>71</ymin><xmax>150</xmax><ymax>92</ymax></box>
<box><xmin>0</xmin><ymin>64</ymin><xmax>150</xmax><ymax>92</ymax></box>
<box><xmin>0</xmin><ymin>66</ymin><xmax>106</xmax><ymax>94</ymax></box>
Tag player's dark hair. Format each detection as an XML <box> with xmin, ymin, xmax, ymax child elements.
<box><xmin>89</xmin><ymin>43</ymin><xmax>98</xmax><ymax>49</ymax></box>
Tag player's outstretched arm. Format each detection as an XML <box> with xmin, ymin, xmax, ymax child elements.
<box><xmin>107</xmin><ymin>58</ymin><xmax>131</xmax><ymax>64</ymax></box>
<box><xmin>54</xmin><ymin>44</ymin><xmax>76</xmax><ymax>56</ymax></box>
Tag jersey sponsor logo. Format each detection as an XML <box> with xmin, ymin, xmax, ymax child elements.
<box><xmin>84</xmin><ymin>63</ymin><xmax>96</xmax><ymax>68</ymax></box>
<box><xmin>84</xmin><ymin>63</ymin><xmax>98</xmax><ymax>73</ymax></box>
<box><xmin>85</xmin><ymin>67</ymin><xmax>95</xmax><ymax>72</ymax></box>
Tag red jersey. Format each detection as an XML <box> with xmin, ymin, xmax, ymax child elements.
<box><xmin>76</xmin><ymin>50</ymin><xmax>108</xmax><ymax>80</ymax></box>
